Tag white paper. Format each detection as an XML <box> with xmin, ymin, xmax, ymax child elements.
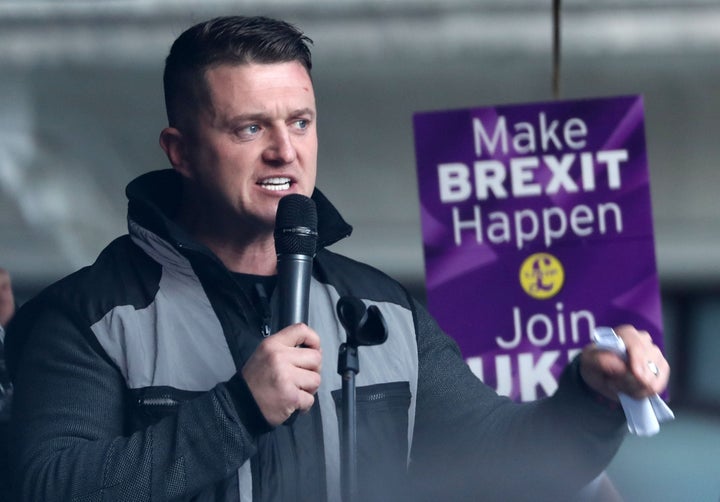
<box><xmin>592</xmin><ymin>327</ymin><xmax>674</xmax><ymax>437</ymax></box>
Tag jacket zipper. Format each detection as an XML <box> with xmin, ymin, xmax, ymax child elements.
<box><xmin>255</xmin><ymin>283</ymin><xmax>272</xmax><ymax>337</ymax></box>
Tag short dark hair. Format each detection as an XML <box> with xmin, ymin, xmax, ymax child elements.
<box><xmin>163</xmin><ymin>16</ymin><xmax>313</xmax><ymax>130</ymax></box>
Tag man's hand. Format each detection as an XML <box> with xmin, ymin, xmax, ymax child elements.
<box><xmin>242</xmin><ymin>323</ymin><xmax>322</xmax><ymax>426</ymax></box>
<box><xmin>580</xmin><ymin>325</ymin><xmax>669</xmax><ymax>401</ymax></box>
<box><xmin>0</xmin><ymin>268</ymin><xmax>15</xmax><ymax>328</ymax></box>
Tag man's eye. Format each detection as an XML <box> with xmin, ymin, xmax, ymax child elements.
<box><xmin>294</xmin><ymin>119</ymin><xmax>309</xmax><ymax>130</ymax></box>
<box><xmin>236</xmin><ymin>124</ymin><xmax>260</xmax><ymax>136</ymax></box>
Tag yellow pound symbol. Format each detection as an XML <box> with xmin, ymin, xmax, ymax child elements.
<box><xmin>519</xmin><ymin>253</ymin><xmax>565</xmax><ymax>299</ymax></box>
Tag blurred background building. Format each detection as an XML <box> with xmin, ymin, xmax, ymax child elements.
<box><xmin>1</xmin><ymin>0</ymin><xmax>718</xmax><ymax>499</ymax></box>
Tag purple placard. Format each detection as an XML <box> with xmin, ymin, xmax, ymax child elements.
<box><xmin>413</xmin><ymin>95</ymin><xmax>663</xmax><ymax>402</ymax></box>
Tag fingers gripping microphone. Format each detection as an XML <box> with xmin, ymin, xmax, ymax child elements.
<box><xmin>273</xmin><ymin>194</ymin><xmax>318</xmax><ymax>332</ymax></box>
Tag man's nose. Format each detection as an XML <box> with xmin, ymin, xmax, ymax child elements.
<box><xmin>263</xmin><ymin>127</ymin><xmax>297</xmax><ymax>165</ymax></box>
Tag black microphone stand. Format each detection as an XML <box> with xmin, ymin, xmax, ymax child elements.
<box><xmin>336</xmin><ymin>297</ymin><xmax>388</xmax><ymax>502</ymax></box>
<box><xmin>337</xmin><ymin>341</ymin><xmax>359</xmax><ymax>502</ymax></box>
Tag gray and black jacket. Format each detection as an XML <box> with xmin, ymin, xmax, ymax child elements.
<box><xmin>7</xmin><ymin>170</ymin><xmax>626</xmax><ymax>501</ymax></box>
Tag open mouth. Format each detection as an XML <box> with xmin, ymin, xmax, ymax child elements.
<box><xmin>258</xmin><ymin>177</ymin><xmax>292</xmax><ymax>191</ymax></box>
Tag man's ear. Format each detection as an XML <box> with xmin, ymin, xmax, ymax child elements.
<box><xmin>159</xmin><ymin>127</ymin><xmax>192</xmax><ymax>178</ymax></box>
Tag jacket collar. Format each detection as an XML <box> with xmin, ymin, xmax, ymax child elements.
<box><xmin>125</xmin><ymin>169</ymin><xmax>353</xmax><ymax>252</ymax></box>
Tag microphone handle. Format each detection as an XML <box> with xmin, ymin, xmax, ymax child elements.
<box><xmin>275</xmin><ymin>253</ymin><xmax>313</xmax><ymax>426</ymax></box>
<box><xmin>275</xmin><ymin>253</ymin><xmax>313</xmax><ymax>331</ymax></box>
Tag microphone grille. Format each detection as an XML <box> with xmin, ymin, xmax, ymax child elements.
<box><xmin>274</xmin><ymin>194</ymin><xmax>318</xmax><ymax>256</ymax></box>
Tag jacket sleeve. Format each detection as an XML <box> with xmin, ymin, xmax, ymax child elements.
<box><xmin>408</xmin><ymin>299</ymin><xmax>626</xmax><ymax>501</ymax></box>
<box><xmin>9</xmin><ymin>302</ymin><xmax>266</xmax><ymax>501</ymax></box>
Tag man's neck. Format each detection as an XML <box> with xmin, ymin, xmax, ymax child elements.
<box><xmin>214</xmin><ymin>238</ymin><xmax>277</xmax><ymax>276</ymax></box>
<box><xmin>176</xmin><ymin>205</ymin><xmax>277</xmax><ymax>275</ymax></box>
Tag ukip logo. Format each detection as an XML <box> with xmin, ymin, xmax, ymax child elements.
<box><xmin>519</xmin><ymin>252</ymin><xmax>564</xmax><ymax>299</ymax></box>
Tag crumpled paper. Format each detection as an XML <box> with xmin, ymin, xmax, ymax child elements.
<box><xmin>592</xmin><ymin>327</ymin><xmax>675</xmax><ymax>436</ymax></box>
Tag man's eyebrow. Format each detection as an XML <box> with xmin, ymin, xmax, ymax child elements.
<box><xmin>291</xmin><ymin>107</ymin><xmax>316</xmax><ymax>118</ymax></box>
<box><xmin>225</xmin><ymin>108</ymin><xmax>316</xmax><ymax>126</ymax></box>
<box><xmin>225</xmin><ymin>113</ymin><xmax>268</xmax><ymax>125</ymax></box>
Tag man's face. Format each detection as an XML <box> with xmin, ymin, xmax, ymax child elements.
<box><xmin>178</xmin><ymin>61</ymin><xmax>317</xmax><ymax>233</ymax></box>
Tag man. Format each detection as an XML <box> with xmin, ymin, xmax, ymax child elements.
<box><xmin>0</xmin><ymin>268</ymin><xmax>14</xmax><ymax>331</ymax></box>
<box><xmin>6</xmin><ymin>16</ymin><xmax>669</xmax><ymax>501</ymax></box>
<box><xmin>1</xmin><ymin>267</ymin><xmax>16</xmax><ymax>501</ymax></box>
<box><xmin>0</xmin><ymin>269</ymin><xmax>15</xmax><ymax>414</ymax></box>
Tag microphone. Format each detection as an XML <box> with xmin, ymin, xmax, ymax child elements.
<box><xmin>273</xmin><ymin>194</ymin><xmax>318</xmax><ymax>331</ymax></box>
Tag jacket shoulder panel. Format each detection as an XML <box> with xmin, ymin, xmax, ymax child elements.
<box><xmin>313</xmin><ymin>249</ymin><xmax>413</xmax><ymax>310</ymax></box>
<box><xmin>90</xmin><ymin>262</ymin><xmax>236</xmax><ymax>391</ymax></box>
<box><xmin>5</xmin><ymin>236</ymin><xmax>161</xmax><ymax>375</ymax></box>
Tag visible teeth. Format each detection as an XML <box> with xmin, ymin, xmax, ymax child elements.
<box><xmin>260</xmin><ymin>177</ymin><xmax>291</xmax><ymax>191</ymax></box>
